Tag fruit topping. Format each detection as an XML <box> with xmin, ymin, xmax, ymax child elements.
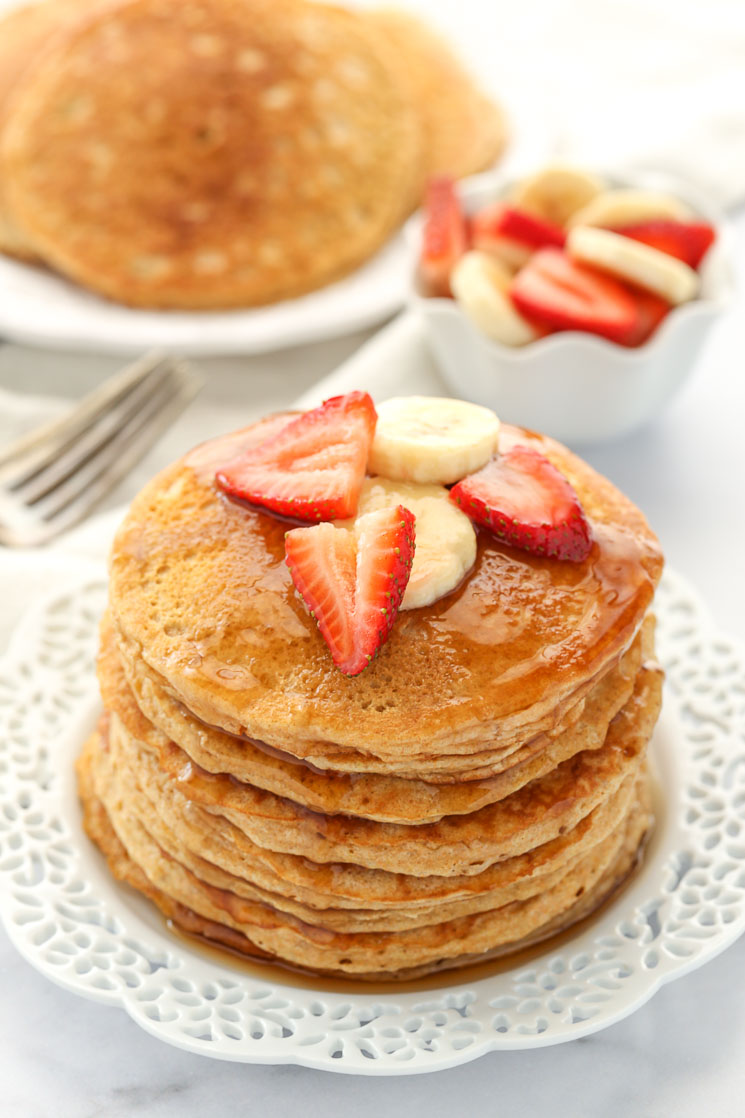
<box><xmin>471</xmin><ymin>202</ymin><xmax>534</xmax><ymax>271</ymax></box>
<box><xmin>215</xmin><ymin>391</ymin><xmax>376</xmax><ymax>520</ymax></box>
<box><xmin>369</xmin><ymin>396</ymin><xmax>501</xmax><ymax>485</ymax></box>
<box><xmin>511</xmin><ymin>165</ymin><xmax>606</xmax><ymax>227</ymax></box>
<box><xmin>418</xmin><ymin>176</ymin><xmax>468</xmax><ymax>296</ymax></box>
<box><xmin>510</xmin><ymin>248</ymin><xmax>640</xmax><ymax>344</ymax></box>
<box><xmin>610</xmin><ymin>219</ymin><xmax>716</xmax><ymax>270</ymax></box>
<box><xmin>450</xmin><ymin>445</ymin><xmax>592</xmax><ymax>561</ymax></box>
<box><xmin>622</xmin><ymin>287</ymin><xmax>671</xmax><ymax>347</ymax></box>
<box><xmin>567</xmin><ymin>188</ymin><xmax>692</xmax><ymax>229</ymax></box>
<box><xmin>341</xmin><ymin>478</ymin><xmax>476</xmax><ymax>609</ymax></box>
<box><xmin>491</xmin><ymin>205</ymin><xmax>567</xmax><ymax>249</ymax></box>
<box><xmin>285</xmin><ymin>505</ymin><xmax>416</xmax><ymax>675</ymax></box>
<box><xmin>567</xmin><ymin>226</ymin><xmax>699</xmax><ymax>305</ymax></box>
<box><xmin>451</xmin><ymin>251</ymin><xmax>539</xmax><ymax>346</ymax></box>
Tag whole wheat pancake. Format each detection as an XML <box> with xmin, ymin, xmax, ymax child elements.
<box><xmin>92</xmin><ymin>717</ymin><xmax>640</xmax><ymax>930</ymax></box>
<box><xmin>368</xmin><ymin>7</ymin><xmax>507</xmax><ymax>204</ymax></box>
<box><xmin>104</xmin><ymin>661</ymin><xmax>661</xmax><ymax>877</ymax></box>
<box><xmin>0</xmin><ymin>0</ymin><xmax>94</xmax><ymax>260</ymax></box>
<box><xmin>100</xmin><ymin>615</ymin><xmax>647</xmax><ymax>822</ymax></box>
<box><xmin>107</xmin><ymin>419</ymin><xmax>662</xmax><ymax>767</ymax></box>
<box><xmin>1</xmin><ymin>0</ymin><xmax>420</xmax><ymax>307</ymax></box>
<box><xmin>79</xmin><ymin>729</ymin><xmax>652</xmax><ymax>977</ymax></box>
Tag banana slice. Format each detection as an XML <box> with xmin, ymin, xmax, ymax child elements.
<box><xmin>567</xmin><ymin>226</ymin><xmax>699</xmax><ymax>304</ymax></box>
<box><xmin>512</xmin><ymin>165</ymin><xmax>607</xmax><ymax>227</ymax></box>
<box><xmin>369</xmin><ymin>395</ymin><xmax>500</xmax><ymax>485</ymax></box>
<box><xmin>567</xmin><ymin>188</ymin><xmax>692</xmax><ymax>229</ymax></box>
<box><xmin>343</xmin><ymin>478</ymin><xmax>477</xmax><ymax>609</ymax></box>
<box><xmin>451</xmin><ymin>251</ymin><xmax>539</xmax><ymax>347</ymax></box>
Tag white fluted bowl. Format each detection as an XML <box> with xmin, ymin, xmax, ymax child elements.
<box><xmin>406</xmin><ymin>171</ymin><xmax>734</xmax><ymax>445</ymax></box>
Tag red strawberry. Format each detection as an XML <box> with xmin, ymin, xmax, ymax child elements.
<box><xmin>611</xmin><ymin>219</ymin><xmax>715</xmax><ymax>269</ymax></box>
<box><xmin>489</xmin><ymin>204</ymin><xmax>566</xmax><ymax>249</ymax></box>
<box><xmin>285</xmin><ymin>506</ymin><xmax>416</xmax><ymax>676</ymax></box>
<box><xmin>215</xmin><ymin>392</ymin><xmax>376</xmax><ymax>521</ymax></box>
<box><xmin>450</xmin><ymin>446</ymin><xmax>592</xmax><ymax>562</ymax></box>
<box><xmin>418</xmin><ymin>176</ymin><xmax>468</xmax><ymax>296</ymax></box>
<box><xmin>510</xmin><ymin>248</ymin><xmax>640</xmax><ymax>345</ymax></box>
<box><xmin>471</xmin><ymin>203</ymin><xmax>534</xmax><ymax>270</ymax></box>
<box><xmin>622</xmin><ymin>287</ymin><xmax>671</xmax><ymax>347</ymax></box>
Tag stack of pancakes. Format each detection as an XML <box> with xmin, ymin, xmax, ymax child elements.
<box><xmin>0</xmin><ymin>0</ymin><xmax>505</xmax><ymax>307</ymax></box>
<box><xmin>78</xmin><ymin>419</ymin><xmax>664</xmax><ymax>980</ymax></box>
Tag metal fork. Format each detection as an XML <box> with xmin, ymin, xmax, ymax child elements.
<box><xmin>0</xmin><ymin>352</ymin><xmax>203</xmax><ymax>547</ymax></box>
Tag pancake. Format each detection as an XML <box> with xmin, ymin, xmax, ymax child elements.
<box><xmin>100</xmin><ymin>614</ymin><xmax>650</xmax><ymax>825</ymax></box>
<box><xmin>367</xmin><ymin>7</ymin><xmax>507</xmax><ymax>204</ymax></box>
<box><xmin>79</xmin><ymin>729</ymin><xmax>652</xmax><ymax>977</ymax></box>
<box><xmin>0</xmin><ymin>0</ymin><xmax>93</xmax><ymax>260</ymax></box>
<box><xmin>79</xmin><ymin>405</ymin><xmax>663</xmax><ymax>979</ymax></box>
<box><xmin>0</xmin><ymin>0</ymin><xmax>420</xmax><ymax>307</ymax></box>
<box><xmin>107</xmin><ymin>419</ymin><xmax>662</xmax><ymax>766</ymax></box>
<box><xmin>104</xmin><ymin>659</ymin><xmax>661</xmax><ymax>878</ymax></box>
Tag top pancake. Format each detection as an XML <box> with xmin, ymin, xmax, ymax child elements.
<box><xmin>108</xmin><ymin>416</ymin><xmax>662</xmax><ymax>762</ymax></box>
<box><xmin>0</xmin><ymin>0</ymin><xmax>420</xmax><ymax>307</ymax></box>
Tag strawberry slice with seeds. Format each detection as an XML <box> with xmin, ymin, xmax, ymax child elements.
<box><xmin>285</xmin><ymin>506</ymin><xmax>416</xmax><ymax>675</ymax></box>
<box><xmin>215</xmin><ymin>392</ymin><xmax>377</xmax><ymax>520</ymax></box>
<box><xmin>418</xmin><ymin>176</ymin><xmax>468</xmax><ymax>296</ymax></box>
<box><xmin>450</xmin><ymin>446</ymin><xmax>592</xmax><ymax>561</ymax></box>
<box><xmin>510</xmin><ymin>248</ymin><xmax>640</xmax><ymax>344</ymax></box>
<box><xmin>611</xmin><ymin>219</ymin><xmax>715</xmax><ymax>269</ymax></box>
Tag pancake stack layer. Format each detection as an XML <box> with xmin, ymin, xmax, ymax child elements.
<box><xmin>0</xmin><ymin>0</ymin><xmax>505</xmax><ymax>306</ymax></box>
<box><xmin>78</xmin><ymin>419</ymin><xmax>664</xmax><ymax>980</ymax></box>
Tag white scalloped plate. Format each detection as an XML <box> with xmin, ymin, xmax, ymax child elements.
<box><xmin>0</xmin><ymin>565</ymin><xmax>744</xmax><ymax>1075</ymax></box>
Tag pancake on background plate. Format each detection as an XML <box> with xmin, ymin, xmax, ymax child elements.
<box><xmin>78</xmin><ymin>393</ymin><xmax>664</xmax><ymax>980</ymax></box>
<box><xmin>0</xmin><ymin>0</ymin><xmax>95</xmax><ymax>260</ymax></box>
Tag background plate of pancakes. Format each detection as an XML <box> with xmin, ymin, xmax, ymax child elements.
<box><xmin>0</xmin><ymin>551</ymin><xmax>744</xmax><ymax>1073</ymax></box>
<box><xmin>0</xmin><ymin>0</ymin><xmax>551</xmax><ymax>354</ymax></box>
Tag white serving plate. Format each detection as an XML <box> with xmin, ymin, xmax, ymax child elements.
<box><xmin>0</xmin><ymin>562</ymin><xmax>743</xmax><ymax>1075</ymax></box>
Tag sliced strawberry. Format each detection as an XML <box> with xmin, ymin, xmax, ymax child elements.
<box><xmin>285</xmin><ymin>506</ymin><xmax>416</xmax><ymax>675</ymax></box>
<box><xmin>622</xmin><ymin>287</ymin><xmax>671</xmax><ymax>347</ymax></box>
<box><xmin>471</xmin><ymin>202</ymin><xmax>534</xmax><ymax>270</ymax></box>
<box><xmin>611</xmin><ymin>219</ymin><xmax>715</xmax><ymax>269</ymax></box>
<box><xmin>450</xmin><ymin>446</ymin><xmax>592</xmax><ymax>561</ymax></box>
<box><xmin>494</xmin><ymin>205</ymin><xmax>566</xmax><ymax>249</ymax></box>
<box><xmin>510</xmin><ymin>248</ymin><xmax>640</xmax><ymax>345</ymax></box>
<box><xmin>215</xmin><ymin>392</ymin><xmax>376</xmax><ymax>520</ymax></box>
<box><xmin>418</xmin><ymin>176</ymin><xmax>468</xmax><ymax>296</ymax></box>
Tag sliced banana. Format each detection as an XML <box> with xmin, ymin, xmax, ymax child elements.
<box><xmin>343</xmin><ymin>478</ymin><xmax>477</xmax><ymax>609</ymax></box>
<box><xmin>567</xmin><ymin>188</ymin><xmax>693</xmax><ymax>229</ymax></box>
<box><xmin>511</xmin><ymin>165</ymin><xmax>607</xmax><ymax>227</ymax></box>
<box><xmin>472</xmin><ymin>231</ymin><xmax>533</xmax><ymax>272</ymax></box>
<box><xmin>369</xmin><ymin>396</ymin><xmax>500</xmax><ymax>485</ymax></box>
<box><xmin>567</xmin><ymin>226</ymin><xmax>699</xmax><ymax>304</ymax></box>
<box><xmin>451</xmin><ymin>251</ymin><xmax>539</xmax><ymax>347</ymax></box>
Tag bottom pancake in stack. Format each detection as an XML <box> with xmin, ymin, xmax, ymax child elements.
<box><xmin>77</xmin><ymin>401</ymin><xmax>664</xmax><ymax>980</ymax></box>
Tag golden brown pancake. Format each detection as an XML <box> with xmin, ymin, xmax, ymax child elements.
<box><xmin>0</xmin><ymin>0</ymin><xmax>94</xmax><ymax>260</ymax></box>
<box><xmin>79</xmin><ymin>728</ymin><xmax>652</xmax><ymax>977</ymax></box>
<box><xmin>367</xmin><ymin>7</ymin><xmax>507</xmax><ymax>205</ymax></box>
<box><xmin>79</xmin><ymin>410</ymin><xmax>663</xmax><ymax>979</ymax></box>
<box><xmin>1</xmin><ymin>0</ymin><xmax>420</xmax><ymax>307</ymax></box>
<box><xmin>103</xmin><ymin>660</ymin><xmax>660</xmax><ymax>876</ymax></box>
<box><xmin>107</xmin><ymin>418</ymin><xmax>662</xmax><ymax>765</ymax></box>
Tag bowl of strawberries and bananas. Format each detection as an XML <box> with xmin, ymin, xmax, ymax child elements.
<box><xmin>409</xmin><ymin>165</ymin><xmax>733</xmax><ymax>445</ymax></box>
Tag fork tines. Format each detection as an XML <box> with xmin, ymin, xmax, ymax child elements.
<box><xmin>0</xmin><ymin>352</ymin><xmax>202</xmax><ymax>547</ymax></box>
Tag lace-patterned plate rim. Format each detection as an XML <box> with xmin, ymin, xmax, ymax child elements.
<box><xmin>0</xmin><ymin>565</ymin><xmax>743</xmax><ymax>1076</ymax></box>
